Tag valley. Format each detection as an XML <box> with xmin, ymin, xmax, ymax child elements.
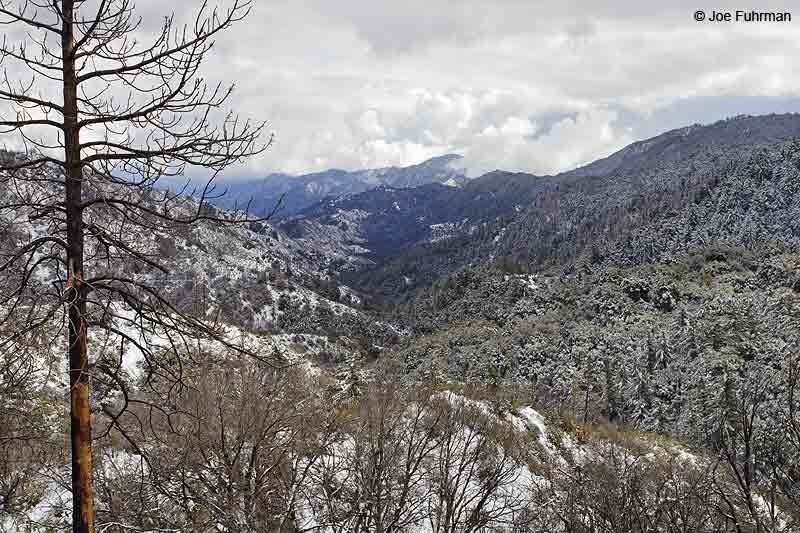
<box><xmin>3</xmin><ymin>1</ymin><xmax>800</xmax><ymax>530</ymax></box>
<box><xmin>5</xmin><ymin>112</ymin><xmax>800</xmax><ymax>531</ymax></box>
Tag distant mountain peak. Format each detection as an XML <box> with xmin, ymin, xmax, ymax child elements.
<box><xmin>417</xmin><ymin>153</ymin><xmax>463</xmax><ymax>165</ymax></box>
<box><xmin>201</xmin><ymin>154</ymin><xmax>470</xmax><ymax>219</ymax></box>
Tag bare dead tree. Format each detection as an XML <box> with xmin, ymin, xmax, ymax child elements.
<box><xmin>532</xmin><ymin>438</ymin><xmax>737</xmax><ymax>533</ymax></box>
<box><xmin>91</xmin><ymin>348</ymin><xmax>325</xmax><ymax>532</ymax></box>
<box><xmin>426</xmin><ymin>394</ymin><xmax>528</xmax><ymax>533</ymax></box>
<box><xmin>306</xmin><ymin>379</ymin><xmax>444</xmax><ymax>533</ymax></box>
<box><xmin>0</xmin><ymin>1</ymin><xmax>271</xmax><ymax>531</ymax></box>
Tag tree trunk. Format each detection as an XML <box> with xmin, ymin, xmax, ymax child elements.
<box><xmin>62</xmin><ymin>1</ymin><xmax>94</xmax><ymax>531</ymax></box>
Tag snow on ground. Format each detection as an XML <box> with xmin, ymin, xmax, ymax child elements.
<box><xmin>504</xmin><ymin>273</ymin><xmax>540</xmax><ymax>291</ymax></box>
<box><xmin>1</xmin><ymin>477</ymin><xmax>71</xmax><ymax>532</ymax></box>
<box><xmin>428</xmin><ymin>218</ymin><xmax>470</xmax><ymax>243</ymax></box>
<box><xmin>515</xmin><ymin>406</ymin><xmax>556</xmax><ymax>455</ymax></box>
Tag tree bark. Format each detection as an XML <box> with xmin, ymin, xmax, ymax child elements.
<box><xmin>62</xmin><ymin>1</ymin><xmax>94</xmax><ymax>531</ymax></box>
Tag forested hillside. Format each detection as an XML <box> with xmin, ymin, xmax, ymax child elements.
<box><xmin>280</xmin><ymin>170</ymin><xmax>547</xmax><ymax>263</ymax></box>
<box><xmin>351</xmin><ymin>118</ymin><xmax>800</xmax><ymax>296</ymax></box>
<box><xmin>4</xmin><ymin>115</ymin><xmax>800</xmax><ymax>532</ymax></box>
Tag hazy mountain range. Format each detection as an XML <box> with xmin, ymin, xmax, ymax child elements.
<box><xmin>161</xmin><ymin>153</ymin><xmax>469</xmax><ymax>218</ymax></box>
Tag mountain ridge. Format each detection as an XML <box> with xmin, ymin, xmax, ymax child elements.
<box><xmin>561</xmin><ymin>112</ymin><xmax>800</xmax><ymax>178</ymax></box>
<box><xmin>297</xmin><ymin>113</ymin><xmax>800</xmax><ymax>295</ymax></box>
<box><xmin>174</xmin><ymin>153</ymin><xmax>470</xmax><ymax>218</ymax></box>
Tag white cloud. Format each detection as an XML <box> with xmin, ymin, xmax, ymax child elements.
<box><xmin>2</xmin><ymin>0</ymin><xmax>800</xmax><ymax>177</ymax></box>
<box><xmin>462</xmin><ymin>108</ymin><xmax>632</xmax><ymax>176</ymax></box>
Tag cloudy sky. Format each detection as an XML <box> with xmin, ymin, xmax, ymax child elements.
<box><xmin>5</xmin><ymin>1</ymin><xmax>800</xmax><ymax>178</ymax></box>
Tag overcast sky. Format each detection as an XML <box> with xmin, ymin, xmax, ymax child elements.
<box><xmin>6</xmin><ymin>1</ymin><xmax>800</xmax><ymax>178</ymax></box>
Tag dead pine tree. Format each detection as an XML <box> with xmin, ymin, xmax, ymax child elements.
<box><xmin>0</xmin><ymin>1</ymin><xmax>271</xmax><ymax>531</ymax></box>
